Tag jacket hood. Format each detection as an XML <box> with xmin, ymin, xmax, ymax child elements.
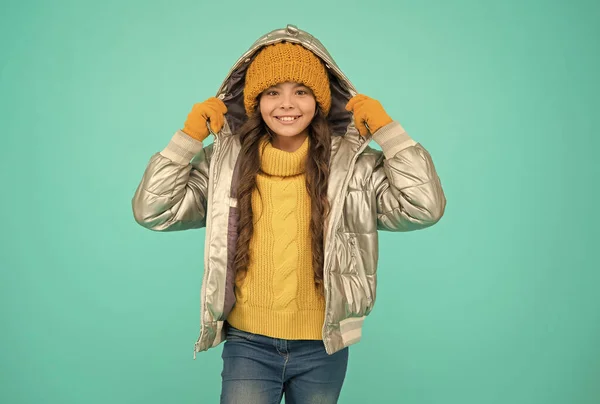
<box><xmin>215</xmin><ymin>24</ymin><xmax>360</xmax><ymax>138</ymax></box>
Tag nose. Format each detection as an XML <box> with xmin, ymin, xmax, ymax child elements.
<box><xmin>279</xmin><ymin>92</ymin><xmax>294</xmax><ymax>109</ymax></box>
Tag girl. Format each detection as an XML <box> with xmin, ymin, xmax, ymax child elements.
<box><xmin>132</xmin><ymin>24</ymin><xmax>446</xmax><ymax>404</ymax></box>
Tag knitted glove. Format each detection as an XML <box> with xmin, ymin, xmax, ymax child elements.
<box><xmin>345</xmin><ymin>94</ymin><xmax>393</xmax><ymax>137</ymax></box>
<box><xmin>182</xmin><ymin>97</ymin><xmax>227</xmax><ymax>142</ymax></box>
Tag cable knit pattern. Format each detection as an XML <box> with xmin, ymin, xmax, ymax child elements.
<box><xmin>271</xmin><ymin>180</ymin><xmax>299</xmax><ymax>310</ymax></box>
<box><xmin>226</xmin><ymin>135</ymin><xmax>325</xmax><ymax>340</ymax></box>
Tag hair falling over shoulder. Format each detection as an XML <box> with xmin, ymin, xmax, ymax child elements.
<box><xmin>232</xmin><ymin>108</ymin><xmax>332</xmax><ymax>296</ymax></box>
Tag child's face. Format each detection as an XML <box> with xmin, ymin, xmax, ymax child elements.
<box><xmin>259</xmin><ymin>81</ymin><xmax>316</xmax><ymax>140</ymax></box>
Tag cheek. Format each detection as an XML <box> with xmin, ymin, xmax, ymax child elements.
<box><xmin>305</xmin><ymin>99</ymin><xmax>317</xmax><ymax>115</ymax></box>
<box><xmin>259</xmin><ymin>101</ymin><xmax>270</xmax><ymax>120</ymax></box>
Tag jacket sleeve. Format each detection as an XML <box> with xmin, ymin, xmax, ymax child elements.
<box><xmin>369</xmin><ymin>121</ymin><xmax>446</xmax><ymax>232</ymax></box>
<box><xmin>131</xmin><ymin>130</ymin><xmax>213</xmax><ymax>231</ymax></box>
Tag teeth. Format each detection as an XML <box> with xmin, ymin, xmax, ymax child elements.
<box><xmin>277</xmin><ymin>116</ymin><xmax>298</xmax><ymax>122</ymax></box>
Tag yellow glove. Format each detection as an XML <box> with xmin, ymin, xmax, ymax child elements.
<box><xmin>182</xmin><ymin>97</ymin><xmax>227</xmax><ymax>142</ymax></box>
<box><xmin>345</xmin><ymin>94</ymin><xmax>393</xmax><ymax>136</ymax></box>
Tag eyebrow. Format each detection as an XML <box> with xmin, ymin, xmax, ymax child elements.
<box><xmin>270</xmin><ymin>83</ymin><xmax>308</xmax><ymax>89</ymax></box>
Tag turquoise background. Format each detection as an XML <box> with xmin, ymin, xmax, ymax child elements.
<box><xmin>1</xmin><ymin>0</ymin><xmax>598</xmax><ymax>403</ymax></box>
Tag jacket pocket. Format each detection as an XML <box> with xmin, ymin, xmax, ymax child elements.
<box><xmin>352</xmin><ymin>234</ymin><xmax>375</xmax><ymax>312</ymax></box>
<box><xmin>339</xmin><ymin>233</ymin><xmax>373</xmax><ymax>315</ymax></box>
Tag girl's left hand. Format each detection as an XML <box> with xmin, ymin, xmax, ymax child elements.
<box><xmin>345</xmin><ymin>94</ymin><xmax>393</xmax><ymax>137</ymax></box>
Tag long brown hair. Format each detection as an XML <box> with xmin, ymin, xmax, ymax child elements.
<box><xmin>232</xmin><ymin>106</ymin><xmax>332</xmax><ymax>295</ymax></box>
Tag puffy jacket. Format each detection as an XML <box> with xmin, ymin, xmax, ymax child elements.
<box><xmin>131</xmin><ymin>25</ymin><xmax>446</xmax><ymax>358</ymax></box>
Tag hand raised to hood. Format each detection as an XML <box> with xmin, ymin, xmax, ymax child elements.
<box><xmin>182</xmin><ymin>97</ymin><xmax>228</xmax><ymax>142</ymax></box>
<box><xmin>345</xmin><ymin>94</ymin><xmax>393</xmax><ymax>137</ymax></box>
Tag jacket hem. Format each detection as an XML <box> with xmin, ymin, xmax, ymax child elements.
<box><xmin>339</xmin><ymin>316</ymin><xmax>365</xmax><ymax>346</ymax></box>
<box><xmin>193</xmin><ymin>320</ymin><xmax>225</xmax><ymax>359</ymax></box>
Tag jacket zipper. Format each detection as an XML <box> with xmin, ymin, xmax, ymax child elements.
<box><xmin>321</xmin><ymin>134</ymin><xmax>368</xmax><ymax>354</ymax></box>
<box><xmin>194</xmin><ymin>123</ymin><xmax>222</xmax><ymax>360</ymax></box>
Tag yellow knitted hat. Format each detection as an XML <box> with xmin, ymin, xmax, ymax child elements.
<box><xmin>244</xmin><ymin>42</ymin><xmax>331</xmax><ymax>116</ymax></box>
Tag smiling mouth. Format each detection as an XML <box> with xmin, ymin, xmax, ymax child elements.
<box><xmin>275</xmin><ymin>116</ymin><xmax>301</xmax><ymax>122</ymax></box>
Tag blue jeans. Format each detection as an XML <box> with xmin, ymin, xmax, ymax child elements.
<box><xmin>220</xmin><ymin>325</ymin><xmax>349</xmax><ymax>404</ymax></box>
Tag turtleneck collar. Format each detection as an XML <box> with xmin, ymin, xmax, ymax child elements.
<box><xmin>258</xmin><ymin>135</ymin><xmax>310</xmax><ymax>177</ymax></box>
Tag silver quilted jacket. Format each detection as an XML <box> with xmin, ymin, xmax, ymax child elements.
<box><xmin>131</xmin><ymin>25</ymin><xmax>446</xmax><ymax>358</ymax></box>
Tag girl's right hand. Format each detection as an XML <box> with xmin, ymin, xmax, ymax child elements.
<box><xmin>182</xmin><ymin>97</ymin><xmax>228</xmax><ymax>142</ymax></box>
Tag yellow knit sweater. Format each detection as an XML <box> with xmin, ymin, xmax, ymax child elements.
<box><xmin>226</xmin><ymin>135</ymin><xmax>325</xmax><ymax>340</ymax></box>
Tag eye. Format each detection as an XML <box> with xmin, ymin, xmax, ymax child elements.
<box><xmin>296</xmin><ymin>89</ymin><xmax>308</xmax><ymax>95</ymax></box>
<box><xmin>266</xmin><ymin>90</ymin><xmax>278</xmax><ymax>96</ymax></box>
